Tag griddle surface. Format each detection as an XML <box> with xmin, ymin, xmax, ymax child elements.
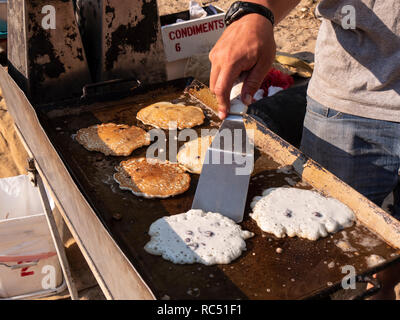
<box><xmin>41</xmin><ymin>83</ymin><xmax>400</xmax><ymax>300</ymax></box>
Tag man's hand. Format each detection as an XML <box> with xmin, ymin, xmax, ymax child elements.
<box><xmin>209</xmin><ymin>14</ymin><xmax>276</xmax><ymax>119</ymax></box>
<box><xmin>209</xmin><ymin>0</ymin><xmax>301</xmax><ymax>119</ymax></box>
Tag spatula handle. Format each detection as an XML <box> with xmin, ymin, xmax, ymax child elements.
<box><xmin>229</xmin><ymin>73</ymin><xmax>249</xmax><ymax>116</ymax></box>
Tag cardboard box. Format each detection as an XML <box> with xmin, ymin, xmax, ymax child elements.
<box><xmin>0</xmin><ymin>215</ymin><xmax>64</xmax><ymax>299</ymax></box>
<box><xmin>160</xmin><ymin>5</ymin><xmax>225</xmax><ymax>80</ymax></box>
<box><xmin>0</xmin><ymin>175</ymin><xmax>64</xmax><ymax>299</ymax></box>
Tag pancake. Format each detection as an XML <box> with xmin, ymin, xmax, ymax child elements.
<box><xmin>136</xmin><ymin>101</ymin><xmax>205</xmax><ymax>130</ymax></box>
<box><xmin>250</xmin><ymin>187</ymin><xmax>356</xmax><ymax>241</ymax></box>
<box><xmin>144</xmin><ymin>209</ymin><xmax>254</xmax><ymax>265</ymax></box>
<box><xmin>113</xmin><ymin>157</ymin><xmax>191</xmax><ymax>198</ymax></box>
<box><xmin>76</xmin><ymin>123</ymin><xmax>150</xmax><ymax>156</ymax></box>
<box><xmin>177</xmin><ymin>135</ymin><xmax>214</xmax><ymax>174</ymax></box>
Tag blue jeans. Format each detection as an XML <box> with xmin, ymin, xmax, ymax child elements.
<box><xmin>300</xmin><ymin>97</ymin><xmax>400</xmax><ymax>218</ymax></box>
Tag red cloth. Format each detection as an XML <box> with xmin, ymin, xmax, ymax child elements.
<box><xmin>261</xmin><ymin>68</ymin><xmax>294</xmax><ymax>96</ymax></box>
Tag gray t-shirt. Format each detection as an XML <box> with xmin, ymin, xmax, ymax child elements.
<box><xmin>307</xmin><ymin>0</ymin><xmax>400</xmax><ymax>122</ymax></box>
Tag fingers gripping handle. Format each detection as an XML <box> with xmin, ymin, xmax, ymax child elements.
<box><xmin>229</xmin><ymin>73</ymin><xmax>249</xmax><ymax>116</ymax></box>
<box><xmin>229</xmin><ymin>99</ymin><xmax>248</xmax><ymax>116</ymax></box>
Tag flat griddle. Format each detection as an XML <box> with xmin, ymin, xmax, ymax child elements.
<box><xmin>37</xmin><ymin>79</ymin><xmax>400</xmax><ymax>300</ymax></box>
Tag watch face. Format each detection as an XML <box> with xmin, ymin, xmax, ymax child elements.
<box><xmin>231</xmin><ymin>7</ymin><xmax>245</xmax><ymax>22</ymax></box>
<box><xmin>226</xmin><ymin>2</ymin><xmax>244</xmax><ymax>26</ymax></box>
<box><xmin>232</xmin><ymin>1</ymin><xmax>241</xmax><ymax>11</ymax></box>
<box><xmin>228</xmin><ymin>1</ymin><xmax>240</xmax><ymax>17</ymax></box>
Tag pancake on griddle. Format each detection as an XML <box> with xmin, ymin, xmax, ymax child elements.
<box><xmin>113</xmin><ymin>157</ymin><xmax>191</xmax><ymax>198</ymax></box>
<box><xmin>136</xmin><ymin>102</ymin><xmax>205</xmax><ymax>130</ymax></box>
<box><xmin>145</xmin><ymin>209</ymin><xmax>254</xmax><ymax>265</ymax></box>
<box><xmin>250</xmin><ymin>188</ymin><xmax>355</xmax><ymax>241</ymax></box>
<box><xmin>76</xmin><ymin>123</ymin><xmax>150</xmax><ymax>156</ymax></box>
<box><xmin>177</xmin><ymin>135</ymin><xmax>214</xmax><ymax>174</ymax></box>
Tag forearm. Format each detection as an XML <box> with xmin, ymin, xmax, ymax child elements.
<box><xmin>246</xmin><ymin>0</ymin><xmax>301</xmax><ymax>24</ymax></box>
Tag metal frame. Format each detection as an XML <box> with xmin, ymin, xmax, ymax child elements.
<box><xmin>3</xmin><ymin>279</ymin><xmax>67</xmax><ymax>300</ymax></box>
<box><xmin>7</xmin><ymin>0</ymin><xmax>92</xmax><ymax>105</ymax></box>
<box><xmin>75</xmin><ymin>0</ymin><xmax>166</xmax><ymax>83</ymax></box>
<box><xmin>28</xmin><ymin>159</ymin><xmax>79</xmax><ymax>300</ymax></box>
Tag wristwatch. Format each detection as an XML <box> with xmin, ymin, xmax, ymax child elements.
<box><xmin>224</xmin><ymin>1</ymin><xmax>275</xmax><ymax>27</ymax></box>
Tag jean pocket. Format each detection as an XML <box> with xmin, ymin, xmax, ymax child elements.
<box><xmin>306</xmin><ymin>97</ymin><xmax>342</xmax><ymax>119</ymax></box>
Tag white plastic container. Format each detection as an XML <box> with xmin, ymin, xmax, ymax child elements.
<box><xmin>0</xmin><ymin>175</ymin><xmax>65</xmax><ymax>299</ymax></box>
<box><xmin>160</xmin><ymin>5</ymin><xmax>225</xmax><ymax>80</ymax></box>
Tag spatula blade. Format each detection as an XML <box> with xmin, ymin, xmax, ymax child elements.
<box><xmin>191</xmin><ymin>117</ymin><xmax>253</xmax><ymax>223</ymax></box>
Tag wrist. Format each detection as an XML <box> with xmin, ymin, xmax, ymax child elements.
<box><xmin>232</xmin><ymin>12</ymin><xmax>274</xmax><ymax>30</ymax></box>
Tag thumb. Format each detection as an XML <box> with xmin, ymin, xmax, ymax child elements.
<box><xmin>241</xmin><ymin>63</ymin><xmax>269</xmax><ymax>105</ymax></box>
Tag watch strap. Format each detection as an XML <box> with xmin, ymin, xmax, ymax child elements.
<box><xmin>225</xmin><ymin>1</ymin><xmax>275</xmax><ymax>27</ymax></box>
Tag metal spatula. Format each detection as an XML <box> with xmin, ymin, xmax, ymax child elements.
<box><xmin>191</xmin><ymin>77</ymin><xmax>254</xmax><ymax>222</ymax></box>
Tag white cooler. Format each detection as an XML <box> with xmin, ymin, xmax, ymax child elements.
<box><xmin>0</xmin><ymin>175</ymin><xmax>65</xmax><ymax>299</ymax></box>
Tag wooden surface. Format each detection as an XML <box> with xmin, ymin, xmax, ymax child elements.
<box><xmin>0</xmin><ymin>66</ymin><xmax>155</xmax><ymax>300</ymax></box>
<box><xmin>0</xmin><ymin>86</ymin><xmax>29</xmax><ymax>178</ymax></box>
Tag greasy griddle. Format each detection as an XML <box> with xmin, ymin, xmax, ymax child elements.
<box><xmin>39</xmin><ymin>80</ymin><xmax>400</xmax><ymax>300</ymax></box>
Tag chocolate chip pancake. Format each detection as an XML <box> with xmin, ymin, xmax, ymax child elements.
<box><xmin>76</xmin><ymin>123</ymin><xmax>150</xmax><ymax>156</ymax></box>
<box><xmin>136</xmin><ymin>102</ymin><xmax>205</xmax><ymax>130</ymax></box>
<box><xmin>113</xmin><ymin>157</ymin><xmax>191</xmax><ymax>198</ymax></box>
